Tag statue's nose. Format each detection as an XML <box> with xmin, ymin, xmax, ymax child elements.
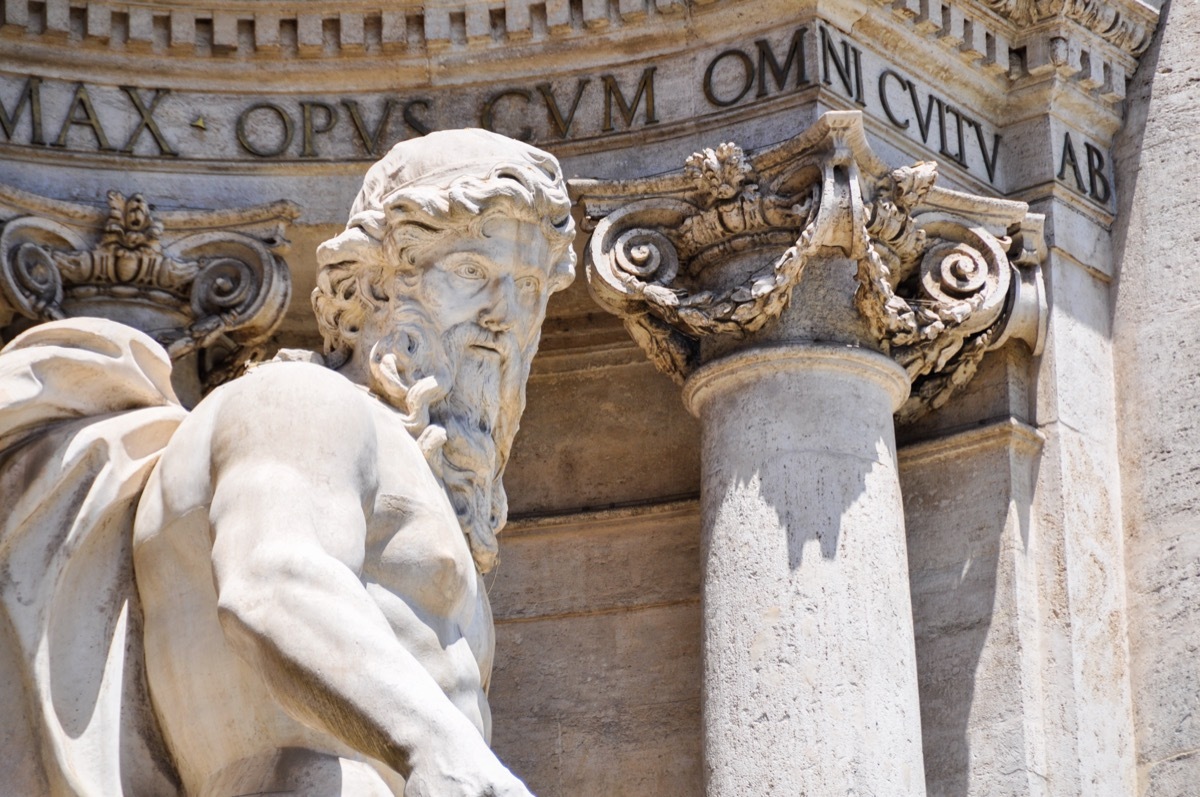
<box><xmin>478</xmin><ymin>277</ymin><xmax>515</xmax><ymax>332</ymax></box>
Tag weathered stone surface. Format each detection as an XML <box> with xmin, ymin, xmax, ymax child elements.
<box><xmin>507</xmin><ymin>354</ymin><xmax>700</xmax><ymax>516</ymax></box>
<box><xmin>687</xmin><ymin>346</ymin><xmax>924</xmax><ymax>796</ymax></box>
<box><xmin>1113</xmin><ymin>2</ymin><xmax>1200</xmax><ymax>792</ymax></box>
<box><xmin>489</xmin><ymin>516</ymin><xmax>703</xmax><ymax>797</ymax></box>
<box><xmin>576</xmin><ymin>105</ymin><xmax>1051</xmax><ymax>797</ymax></box>
<box><xmin>901</xmin><ymin>420</ymin><xmax>1045</xmax><ymax>797</ymax></box>
<box><xmin>0</xmin><ymin>184</ymin><xmax>297</xmax><ymax>402</ymax></box>
<box><xmin>0</xmin><ymin>0</ymin><xmax>1185</xmax><ymax>793</ymax></box>
<box><xmin>490</xmin><ymin>502</ymin><xmax>701</xmax><ymax>621</ymax></box>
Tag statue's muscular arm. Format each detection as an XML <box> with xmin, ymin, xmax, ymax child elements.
<box><xmin>205</xmin><ymin>364</ymin><xmax>530</xmax><ymax>797</ymax></box>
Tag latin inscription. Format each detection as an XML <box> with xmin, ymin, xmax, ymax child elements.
<box><xmin>479</xmin><ymin>67</ymin><xmax>659</xmax><ymax>142</ymax></box>
<box><xmin>687</xmin><ymin>26</ymin><xmax>1012</xmax><ymax>187</ymax></box>
<box><xmin>1057</xmin><ymin>130</ymin><xmax>1112</xmax><ymax>205</ymax></box>
<box><xmin>0</xmin><ymin>22</ymin><xmax>1107</xmax><ymax>201</ymax></box>
<box><xmin>0</xmin><ymin>77</ymin><xmax>179</xmax><ymax>156</ymax></box>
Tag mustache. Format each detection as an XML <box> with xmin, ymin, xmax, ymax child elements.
<box><xmin>459</xmin><ymin>324</ymin><xmax>518</xmax><ymax>359</ymax></box>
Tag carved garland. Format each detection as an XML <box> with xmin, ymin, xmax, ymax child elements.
<box><xmin>580</xmin><ymin>112</ymin><xmax>1046</xmax><ymax>422</ymax></box>
<box><xmin>855</xmin><ymin>165</ymin><xmax>1031</xmax><ymax>422</ymax></box>
<box><xmin>592</xmin><ymin>143</ymin><xmax>819</xmax><ymax>377</ymax></box>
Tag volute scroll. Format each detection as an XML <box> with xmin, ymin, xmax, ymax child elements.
<box><xmin>583</xmin><ymin>141</ymin><xmax>821</xmax><ymax>383</ymax></box>
<box><xmin>576</xmin><ymin>111</ymin><xmax>1048</xmax><ymax>421</ymax></box>
<box><xmin>0</xmin><ymin>185</ymin><xmax>298</xmax><ymax>392</ymax></box>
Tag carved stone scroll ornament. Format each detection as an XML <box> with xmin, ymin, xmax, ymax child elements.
<box><xmin>580</xmin><ymin>142</ymin><xmax>818</xmax><ymax>378</ymax></box>
<box><xmin>0</xmin><ymin>184</ymin><xmax>296</xmax><ymax>390</ymax></box>
<box><xmin>857</xmin><ymin>163</ymin><xmax>1048</xmax><ymax>422</ymax></box>
<box><xmin>576</xmin><ymin>111</ymin><xmax>1047</xmax><ymax>422</ymax></box>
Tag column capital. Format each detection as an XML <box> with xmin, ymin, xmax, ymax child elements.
<box><xmin>574</xmin><ymin>110</ymin><xmax>1047</xmax><ymax>422</ymax></box>
<box><xmin>0</xmin><ymin>182</ymin><xmax>297</xmax><ymax>390</ymax></box>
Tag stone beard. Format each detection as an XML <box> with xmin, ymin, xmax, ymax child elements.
<box><xmin>0</xmin><ymin>127</ymin><xmax>577</xmax><ymax>796</ymax></box>
<box><xmin>364</xmin><ymin>296</ymin><xmax>534</xmax><ymax>573</ymax></box>
<box><xmin>312</xmin><ymin>141</ymin><xmax>577</xmax><ymax>576</ymax></box>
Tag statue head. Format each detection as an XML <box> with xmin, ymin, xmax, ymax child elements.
<box><xmin>313</xmin><ymin>129</ymin><xmax>576</xmax><ymax>573</ymax></box>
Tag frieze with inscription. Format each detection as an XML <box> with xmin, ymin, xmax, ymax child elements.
<box><xmin>0</xmin><ymin>25</ymin><xmax>1016</xmax><ymax>187</ymax></box>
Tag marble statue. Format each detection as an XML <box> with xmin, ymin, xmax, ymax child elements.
<box><xmin>0</xmin><ymin>129</ymin><xmax>576</xmax><ymax>796</ymax></box>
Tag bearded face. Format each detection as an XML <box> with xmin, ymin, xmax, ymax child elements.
<box><xmin>360</xmin><ymin>219</ymin><xmax>555</xmax><ymax>573</ymax></box>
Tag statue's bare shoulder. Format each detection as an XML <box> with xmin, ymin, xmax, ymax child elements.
<box><xmin>128</xmin><ymin>129</ymin><xmax>576</xmax><ymax>797</ymax></box>
<box><xmin>138</xmin><ymin>361</ymin><xmax>392</xmax><ymax>541</ymax></box>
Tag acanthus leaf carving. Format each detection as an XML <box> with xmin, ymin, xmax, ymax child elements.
<box><xmin>577</xmin><ymin>111</ymin><xmax>1048</xmax><ymax>421</ymax></box>
<box><xmin>583</xmin><ymin>141</ymin><xmax>820</xmax><ymax>383</ymax></box>
<box><xmin>855</xmin><ymin>162</ymin><xmax>1049</xmax><ymax>421</ymax></box>
<box><xmin>0</xmin><ymin>184</ymin><xmax>298</xmax><ymax>391</ymax></box>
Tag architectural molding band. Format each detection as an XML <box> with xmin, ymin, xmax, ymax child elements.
<box><xmin>682</xmin><ymin>342</ymin><xmax>911</xmax><ymax>417</ymax></box>
<box><xmin>897</xmin><ymin>416</ymin><xmax>1046</xmax><ymax>465</ymax></box>
<box><xmin>0</xmin><ymin>0</ymin><xmax>1155</xmax><ymax>61</ymax></box>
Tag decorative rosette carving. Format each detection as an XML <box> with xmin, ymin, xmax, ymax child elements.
<box><xmin>575</xmin><ymin>111</ymin><xmax>1047</xmax><ymax>421</ymax></box>
<box><xmin>0</xmin><ymin>185</ymin><xmax>298</xmax><ymax>390</ymax></box>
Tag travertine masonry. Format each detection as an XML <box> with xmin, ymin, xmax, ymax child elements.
<box><xmin>1113</xmin><ymin>3</ymin><xmax>1200</xmax><ymax>792</ymax></box>
<box><xmin>0</xmin><ymin>0</ymin><xmax>1183</xmax><ymax>794</ymax></box>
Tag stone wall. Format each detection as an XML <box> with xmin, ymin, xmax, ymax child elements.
<box><xmin>1113</xmin><ymin>2</ymin><xmax>1200</xmax><ymax>793</ymax></box>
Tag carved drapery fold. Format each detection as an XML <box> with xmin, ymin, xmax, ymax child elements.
<box><xmin>0</xmin><ymin>185</ymin><xmax>297</xmax><ymax>389</ymax></box>
<box><xmin>575</xmin><ymin>111</ymin><xmax>1047</xmax><ymax>421</ymax></box>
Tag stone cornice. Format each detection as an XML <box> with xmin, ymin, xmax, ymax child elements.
<box><xmin>0</xmin><ymin>0</ymin><xmax>716</xmax><ymax>63</ymax></box>
<box><xmin>574</xmin><ymin>110</ymin><xmax>1048</xmax><ymax>422</ymax></box>
<box><xmin>0</xmin><ymin>0</ymin><xmax>1157</xmax><ymax>57</ymax></box>
<box><xmin>897</xmin><ymin>416</ymin><xmax>1045</xmax><ymax>465</ymax></box>
<box><xmin>978</xmin><ymin>0</ymin><xmax>1158</xmax><ymax>55</ymax></box>
<box><xmin>868</xmin><ymin>0</ymin><xmax>1158</xmax><ymax>112</ymax></box>
<box><xmin>0</xmin><ymin>0</ymin><xmax>1156</xmax><ymax>88</ymax></box>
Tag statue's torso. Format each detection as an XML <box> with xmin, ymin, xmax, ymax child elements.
<box><xmin>132</xmin><ymin>363</ymin><xmax>493</xmax><ymax>796</ymax></box>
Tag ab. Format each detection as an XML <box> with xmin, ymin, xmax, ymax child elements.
<box><xmin>1058</xmin><ymin>131</ymin><xmax>1111</xmax><ymax>204</ymax></box>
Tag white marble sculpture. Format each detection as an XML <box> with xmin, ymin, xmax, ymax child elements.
<box><xmin>0</xmin><ymin>129</ymin><xmax>576</xmax><ymax>796</ymax></box>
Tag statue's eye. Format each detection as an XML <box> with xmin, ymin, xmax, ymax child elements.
<box><xmin>517</xmin><ymin>277</ymin><xmax>541</xmax><ymax>294</ymax></box>
<box><xmin>454</xmin><ymin>263</ymin><xmax>485</xmax><ymax>280</ymax></box>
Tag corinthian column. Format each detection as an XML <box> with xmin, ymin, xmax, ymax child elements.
<box><xmin>573</xmin><ymin>111</ymin><xmax>1046</xmax><ymax>797</ymax></box>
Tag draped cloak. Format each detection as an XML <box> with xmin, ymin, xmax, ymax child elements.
<box><xmin>0</xmin><ymin>318</ymin><xmax>188</xmax><ymax>796</ymax></box>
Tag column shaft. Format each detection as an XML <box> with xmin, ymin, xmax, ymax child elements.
<box><xmin>685</xmin><ymin>345</ymin><xmax>926</xmax><ymax>797</ymax></box>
